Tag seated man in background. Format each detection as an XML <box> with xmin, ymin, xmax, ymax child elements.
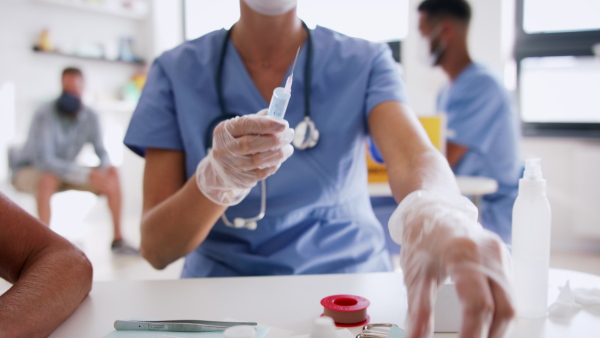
<box><xmin>418</xmin><ymin>0</ymin><xmax>521</xmax><ymax>243</ymax></box>
<box><xmin>10</xmin><ymin>67</ymin><xmax>137</xmax><ymax>254</ymax></box>
<box><xmin>0</xmin><ymin>192</ymin><xmax>93</xmax><ymax>337</ymax></box>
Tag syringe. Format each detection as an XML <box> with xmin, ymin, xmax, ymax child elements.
<box><xmin>267</xmin><ymin>47</ymin><xmax>301</xmax><ymax>119</ymax></box>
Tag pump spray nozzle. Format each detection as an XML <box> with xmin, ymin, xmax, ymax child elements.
<box><xmin>523</xmin><ymin>158</ymin><xmax>543</xmax><ymax>181</ymax></box>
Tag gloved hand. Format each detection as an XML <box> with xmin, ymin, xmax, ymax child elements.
<box><xmin>389</xmin><ymin>190</ymin><xmax>515</xmax><ymax>338</ymax></box>
<box><xmin>196</xmin><ymin>109</ymin><xmax>294</xmax><ymax>206</ymax></box>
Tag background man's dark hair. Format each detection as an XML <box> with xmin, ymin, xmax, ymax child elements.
<box><xmin>418</xmin><ymin>0</ymin><xmax>472</xmax><ymax>24</ymax></box>
<box><xmin>62</xmin><ymin>67</ymin><xmax>83</xmax><ymax>78</ymax></box>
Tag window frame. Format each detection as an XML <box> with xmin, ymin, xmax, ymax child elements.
<box><xmin>515</xmin><ymin>0</ymin><xmax>600</xmax><ymax>137</ymax></box>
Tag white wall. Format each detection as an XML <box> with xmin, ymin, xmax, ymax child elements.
<box><xmin>0</xmin><ymin>0</ymin><xmax>154</xmax><ymax>221</ymax></box>
<box><xmin>402</xmin><ymin>0</ymin><xmax>600</xmax><ymax>252</ymax></box>
<box><xmin>0</xmin><ymin>83</ymin><xmax>16</xmax><ymax>181</ymax></box>
<box><xmin>150</xmin><ymin>0</ymin><xmax>183</xmax><ymax>58</ymax></box>
<box><xmin>0</xmin><ymin>0</ymin><xmax>148</xmax><ymax>138</ymax></box>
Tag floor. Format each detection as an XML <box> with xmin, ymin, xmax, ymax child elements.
<box><xmin>1</xmin><ymin>182</ymin><xmax>600</xmax><ymax>283</ymax></box>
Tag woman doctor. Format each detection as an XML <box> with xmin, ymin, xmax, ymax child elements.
<box><xmin>124</xmin><ymin>0</ymin><xmax>515</xmax><ymax>336</ymax></box>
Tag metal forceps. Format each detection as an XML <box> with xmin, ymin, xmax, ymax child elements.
<box><xmin>114</xmin><ymin>319</ymin><xmax>257</xmax><ymax>332</ymax></box>
<box><xmin>356</xmin><ymin>323</ymin><xmax>406</xmax><ymax>338</ymax></box>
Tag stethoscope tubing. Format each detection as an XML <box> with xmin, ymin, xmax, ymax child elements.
<box><xmin>209</xmin><ymin>21</ymin><xmax>315</xmax><ymax>229</ymax></box>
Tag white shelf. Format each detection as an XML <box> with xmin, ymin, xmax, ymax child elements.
<box><xmin>36</xmin><ymin>0</ymin><xmax>148</xmax><ymax>20</ymax></box>
<box><xmin>93</xmin><ymin>100</ymin><xmax>137</xmax><ymax>113</ymax></box>
<box><xmin>33</xmin><ymin>49</ymin><xmax>145</xmax><ymax>65</ymax></box>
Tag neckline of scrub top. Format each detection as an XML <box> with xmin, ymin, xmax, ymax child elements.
<box><xmin>450</xmin><ymin>61</ymin><xmax>480</xmax><ymax>85</ymax></box>
<box><xmin>225</xmin><ymin>32</ymin><xmax>309</xmax><ymax>109</ymax></box>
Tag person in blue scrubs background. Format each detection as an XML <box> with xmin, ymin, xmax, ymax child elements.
<box><xmin>417</xmin><ymin>0</ymin><xmax>521</xmax><ymax>244</ymax></box>
<box><xmin>124</xmin><ymin>0</ymin><xmax>515</xmax><ymax>336</ymax></box>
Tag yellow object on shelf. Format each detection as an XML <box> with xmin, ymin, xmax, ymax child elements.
<box><xmin>366</xmin><ymin>152</ymin><xmax>389</xmax><ymax>183</ymax></box>
<box><xmin>131</xmin><ymin>73</ymin><xmax>147</xmax><ymax>91</ymax></box>
<box><xmin>418</xmin><ymin>115</ymin><xmax>446</xmax><ymax>153</ymax></box>
<box><xmin>367</xmin><ymin>114</ymin><xmax>446</xmax><ymax>183</ymax></box>
<box><xmin>37</xmin><ymin>28</ymin><xmax>53</xmax><ymax>52</ymax></box>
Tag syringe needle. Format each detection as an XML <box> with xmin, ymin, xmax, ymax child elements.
<box><xmin>290</xmin><ymin>46</ymin><xmax>301</xmax><ymax>76</ymax></box>
<box><xmin>284</xmin><ymin>46</ymin><xmax>301</xmax><ymax>93</ymax></box>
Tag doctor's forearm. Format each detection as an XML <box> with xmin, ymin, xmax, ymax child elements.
<box><xmin>367</xmin><ymin>101</ymin><xmax>460</xmax><ymax>202</ymax></box>
<box><xmin>388</xmin><ymin>149</ymin><xmax>459</xmax><ymax>203</ymax></box>
<box><xmin>140</xmin><ymin>178</ymin><xmax>226</xmax><ymax>269</ymax></box>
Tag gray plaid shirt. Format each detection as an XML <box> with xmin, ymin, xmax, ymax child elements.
<box><xmin>13</xmin><ymin>101</ymin><xmax>110</xmax><ymax>185</ymax></box>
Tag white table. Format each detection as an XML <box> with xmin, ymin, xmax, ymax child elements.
<box><xmin>50</xmin><ymin>269</ymin><xmax>600</xmax><ymax>338</ymax></box>
<box><xmin>368</xmin><ymin>175</ymin><xmax>498</xmax><ymax>198</ymax></box>
<box><xmin>454</xmin><ymin>176</ymin><xmax>498</xmax><ymax>210</ymax></box>
<box><xmin>369</xmin><ymin>176</ymin><xmax>498</xmax><ymax>215</ymax></box>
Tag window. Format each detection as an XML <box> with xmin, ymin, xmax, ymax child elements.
<box><xmin>520</xmin><ymin>56</ymin><xmax>600</xmax><ymax>124</ymax></box>
<box><xmin>515</xmin><ymin>0</ymin><xmax>600</xmax><ymax>137</ymax></box>
<box><xmin>183</xmin><ymin>0</ymin><xmax>408</xmax><ymax>61</ymax></box>
<box><xmin>523</xmin><ymin>0</ymin><xmax>600</xmax><ymax>34</ymax></box>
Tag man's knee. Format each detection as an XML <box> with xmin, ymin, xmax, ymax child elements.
<box><xmin>107</xmin><ymin>167</ymin><xmax>120</xmax><ymax>181</ymax></box>
<box><xmin>98</xmin><ymin>172</ymin><xmax>121</xmax><ymax>195</ymax></box>
<box><xmin>38</xmin><ymin>173</ymin><xmax>60</xmax><ymax>192</ymax></box>
<box><xmin>106</xmin><ymin>175</ymin><xmax>121</xmax><ymax>195</ymax></box>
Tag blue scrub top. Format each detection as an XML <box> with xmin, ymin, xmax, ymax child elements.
<box><xmin>437</xmin><ymin>62</ymin><xmax>521</xmax><ymax>244</ymax></box>
<box><xmin>124</xmin><ymin>26</ymin><xmax>407</xmax><ymax>277</ymax></box>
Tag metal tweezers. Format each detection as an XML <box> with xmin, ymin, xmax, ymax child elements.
<box><xmin>114</xmin><ymin>319</ymin><xmax>257</xmax><ymax>332</ymax></box>
<box><xmin>356</xmin><ymin>323</ymin><xmax>406</xmax><ymax>338</ymax></box>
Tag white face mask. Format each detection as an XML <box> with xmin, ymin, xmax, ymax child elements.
<box><xmin>418</xmin><ymin>25</ymin><xmax>446</xmax><ymax>67</ymax></box>
<box><xmin>243</xmin><ymin>0</ymin><xmax>298</xmax><ymax>16</ymax></box>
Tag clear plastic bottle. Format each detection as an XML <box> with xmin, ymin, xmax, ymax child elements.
<box><xmin>512</xmin><ymin>158</ymin><xmax>552</xmax><ymax>318</ymax></box>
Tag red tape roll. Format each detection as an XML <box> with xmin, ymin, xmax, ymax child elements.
<box><xmin>320</xmin><ymin>294</ymin><xmax>370</xmax><ymax>327</ymax></box>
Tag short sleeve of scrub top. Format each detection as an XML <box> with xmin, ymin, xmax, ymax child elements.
<box><xmin>124</xmin><ymin>60</ymin><xmax>183</xmax><ymax>156</ymax></box>
<box><xmin>439</xmin><ymin>68</ymin><xmax>508</xmax><ymax>155</ymax></box>
<box><xmin>124</xmin><ymin>26</ymin><xmax>408</xmax><ymax>278</ymax></box>
<box><xmin>365</xmin><ymin>46</ymin><xmax>407</xmax><ymax>163</ymax></box>
<box><xmin>365</xmin><ymin>44</ymin><xmax>407</xmax><ymax>115</ymax></box>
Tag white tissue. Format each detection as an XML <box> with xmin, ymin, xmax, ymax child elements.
<box><xmin>548</xmin><ymin>281</ymin><xmax>581</xmax><ymax>317</ymax></box>
<box><xmin>572</xmin><ymin>287</ymin><xmax>600</xmax><ymax>307</ymax></box>
<box><xmin>309</xmin><ymin>317</ymin><xmax>337</xmax><ymax>338</ymax></box>
<box><xmin>287</xmin><ymin>317</ymin><xmax>354</xmax><ymax>338</ymax></box>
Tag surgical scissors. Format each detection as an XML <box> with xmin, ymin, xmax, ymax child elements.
<box><xmin>114</xmin><ymin>319</ymin><xmax>257</xmax><ymax>332</ymax></box>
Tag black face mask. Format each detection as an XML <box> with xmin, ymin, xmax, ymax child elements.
<box><xmin>56</xmin><ymin>92</ymin><xmax>82</xmax><ymax>117</ymax></box>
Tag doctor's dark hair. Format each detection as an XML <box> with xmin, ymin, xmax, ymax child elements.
<box><xmin>61</xmin><ymin>67</ymin><xmax>83</xmax><ymax>78</ymax></box>
<box><xmin>418</xmin><ymin>0</ymin><xmax>472</xmax><ymax>24</ymax></box>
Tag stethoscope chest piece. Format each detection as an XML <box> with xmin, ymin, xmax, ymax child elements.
<box><xmin>293</xmin><ymin>116</ymin><xmax>319</xmax><ymax>150</ymax></box>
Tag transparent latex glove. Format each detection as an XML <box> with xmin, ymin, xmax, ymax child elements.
<box><xmin>196</xmin><ymin>109</ymin><xmax>294</xmax><ymax>206</ymax></box>
<box><xmin>389</xmin><ymin>190</ymin><xmax>515</xmax><ymax>338</ymax></box>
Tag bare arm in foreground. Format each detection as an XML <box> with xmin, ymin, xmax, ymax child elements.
<box><xmin>0</xmin><ymin>193</ymin><xmax>93</xmax><ymax>337</ymax></box>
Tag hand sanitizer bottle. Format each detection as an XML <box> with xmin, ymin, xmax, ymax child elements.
<box><xmin>512</xmin><ymin>158</ymin><xmax>552</xmax><ymax>318</ymax></box>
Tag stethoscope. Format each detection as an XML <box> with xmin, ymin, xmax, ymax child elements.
<box><xmin>205</xmin><ymin>22</ymin><xmax>319</xmax><ymax>229</ymax></box>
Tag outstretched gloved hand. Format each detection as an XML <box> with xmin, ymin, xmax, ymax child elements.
<box><xmin>196</xmin><ymin>109</ymin><xmax>294</xmax><ymax>206</ymax></box>
<box><xmin>389</xmin><ymin>190</ymin><xmax>515</xmax><ymax>338</ymax></box>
